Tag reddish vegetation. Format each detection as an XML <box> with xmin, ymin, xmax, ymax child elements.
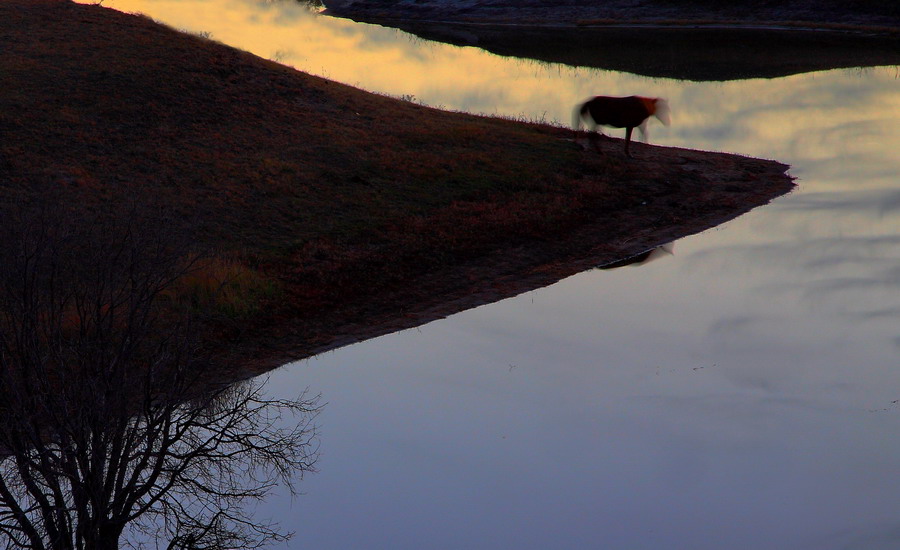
<box><xmin>0</xmin><ymin>0</ymin><xmax>794</xmax><ymax>378</ymax></box>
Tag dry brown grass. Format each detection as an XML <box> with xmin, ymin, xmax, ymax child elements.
<box><xmin>165</xmin><ymin>256</ymin><xmax>283</xmax><ymax>320</ymax></box>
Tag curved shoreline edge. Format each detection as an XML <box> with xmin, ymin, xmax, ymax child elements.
<box><xmin>234</xmin><ymin>148</ymin><xmax>794</xmax><ymax>379</ymax></box>
<box><xmin>323</xmin><ymin>10</ymin><xmax>900</xmax><ymax>81</ymax></box>
<box><xmin>322</xmin><ymin>0</ymin><xmax>899</xmax><ymax>34</ymax></box>
<box><xmin>1</xmin><ymin>1</ymin><xmax>796</xmax><ymax>382</ymax></box>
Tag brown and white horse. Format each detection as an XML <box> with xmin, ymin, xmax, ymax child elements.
<box><xmin>573</xmin><ymin>95</ymin><xmax>671</xmax><ymax>157</ymax></box>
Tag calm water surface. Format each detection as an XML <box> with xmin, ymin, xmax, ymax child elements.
<box><xmin>97</xmin><ymin>1</ymin><xmax>899</xmax><ymax>548</ymax></box>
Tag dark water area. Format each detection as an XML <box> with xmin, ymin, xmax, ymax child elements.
<box><xmin>86</xmin><ymin>1</ymin><xmax>900</xmax><ymax>548</ymax></box>
<box><xmin>342</xmin><ymin>21</ymin><xmax>900</xmax><ymax>81</ymax></box>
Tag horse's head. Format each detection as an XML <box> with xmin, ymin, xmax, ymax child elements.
<box><xmin>653</xmin><ymin>98</ymin><xmax>671</xmax><ymax>126</ymax></box>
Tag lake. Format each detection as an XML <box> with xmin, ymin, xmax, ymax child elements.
<box><xmin>90</xmin><ymin>1</ymin><xmax>899</xmax><ymax>548</ymax></box>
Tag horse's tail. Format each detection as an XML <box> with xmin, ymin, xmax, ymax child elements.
<box><xmin>654</xmin><ymin>98</ymin><xmax>671</xmax><ymax>126</ymax></box>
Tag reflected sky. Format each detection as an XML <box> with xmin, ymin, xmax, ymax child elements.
<box><xmin>87</xmin><ymin>1</ymin><xmax>900</xmax><ymax>548</ymax></box>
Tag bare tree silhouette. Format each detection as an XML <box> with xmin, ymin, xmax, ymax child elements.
<box><xmin>0</xmin><ymin>195</ymin><xmax>319</xmax><ymax>550</ymax></box>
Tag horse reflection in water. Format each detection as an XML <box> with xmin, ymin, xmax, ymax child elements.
<box><xmin>599</xmin><ymin>243</ymin><xmax>675</xmax><ymax>270</ymax></box>
<box><xmin>573</xmin><ymin>95</ymin><xmax>671</xmax><ymax>157</ymax></box>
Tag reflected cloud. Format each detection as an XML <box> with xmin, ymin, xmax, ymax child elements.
<box><xmin>688</xmin><ymin>235</ymin><xmax>900</xmax><ymax>270</ymax></box>
<box><xmin>854</xmin><ymin>307</ymin><xmax>900</xmax><ymax>321</ymax></box>
<box><xmin>804</xmin><ymin>269</ymin><xmax>900</xmax><ymax>294</ymax></box>
<box><xmin>687</xmin><ymin>231</ymin><xmax>900</xmax><ymax>343</ymax></box>
<box><xmin>783</xmin><ymin>189</ymin><xmax>900</xmax><ymax>216</ymax></box>
<box><xmin>820</xmin><ymin>523</ymin><xmax>900</xmax><ymax>550</ymax></box>
<box><xmin>707</xmin><ymin>314</ymin><xmax>758</xmax><ymax>335</ymax></box>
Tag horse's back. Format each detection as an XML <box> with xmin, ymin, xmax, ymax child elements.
<box><xmin>585</xmin><ymin>96</ymin><xmax>650</xmax><ymax>128</ymax></box>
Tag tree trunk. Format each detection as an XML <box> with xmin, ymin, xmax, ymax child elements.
<box><xmin>93</xmin><ymin>523</ymin><xmax>124</xmax><ymax>550</ymax></box>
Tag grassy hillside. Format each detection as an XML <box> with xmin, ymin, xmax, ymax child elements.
<box><xmin>0</xmin><ymin>0</ymin><xmax>794</xmax><ymax>377</ymax></box>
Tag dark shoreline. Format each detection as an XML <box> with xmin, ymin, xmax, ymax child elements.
<box><xmin>229</xmin><ymin>145</ymin><xmax>795</xmax><ymax>379</ymax></box>
<box><xmin>324</xmin><ymin>14</ymin><xmax>900</xmax><ymax>81</ymax></box>
<box><xmin>322</xmin><ymin>0</ymin><xmax>900</xmax><ymax>32</ymax></box>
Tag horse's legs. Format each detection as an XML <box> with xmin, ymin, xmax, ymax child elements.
<box><xmin>585</xmin><ymin>121</ymin><xmax>604</xmax><ymax>154</ymax></box>
<box><xmin>624</xmin><ymin>126</ymin><xmax>634</xmax><ymax>157</ymax></box>
<box><xmin>590</xmin><ymin>129</ymin><xmax>604</xmax><ymax>153</ymax></box>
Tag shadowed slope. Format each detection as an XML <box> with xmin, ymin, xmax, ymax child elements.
<box><xmin>0</xmin><ymin>0</ymin><xmax>794</xmax><ymax>377</ymax></box>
